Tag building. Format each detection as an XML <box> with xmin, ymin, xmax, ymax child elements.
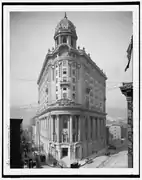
<box><xmin>10</xmin><ymin>118</ymin><xmax>23</xmax><ymax>168</ymax></box>
<box><xmin>109</xmin><ymin>124</ymin><xmax>121</xmax><ymax>140</ymax></box>
<box><xmin>106</xmin><ymin>125</ymin><xmax>113</xmax><ymax>145</ymax></box>
<box><xmin>32</xmin><ymin>125</ymin><xmax>36</xmax><ymax>144</ymax></box>
<box><xmin>35</xmin><ymin>13</ymin><xmax>107</xmax><ymax>165</ymax></box>
<box><xmin>121</xmin><ymin>124</ymin><xmax>127</xmax><ymax>139</ymax></box>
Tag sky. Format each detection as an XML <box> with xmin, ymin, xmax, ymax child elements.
<box><xmin>10</xmin><ymin>11</ymin><xmax>132</xmax><ymax>110</ymax></box>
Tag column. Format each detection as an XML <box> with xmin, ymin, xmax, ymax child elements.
<box><xmin>78</xmin><ymin>116</ymin><xmax>81</xmax><ymax>141</ymax></box>
<box><xmin>57</xmin><ymin>115</ymin><xmax>60</xmax><ymax>143</ymax></box>
<box><xmin>67</xmin><ymin>35</ymin><xmax>71</xmax><ymax>46</ymax></box>
<box><xmin>70</xmin><ymin>115</ymin><xmax>73</xmax><ymax>142</ymax></box>
<box><xmin>59</xmin><ymin>35</ymin><xmax>61</xmax><ymax>44</ymax></box>
<box><xmin>97</xmin><ymin>118</ymin><xmax>100</xmax><ymax>140</ymax></box>
<box><xmin>120</xmin><ymin>82</ymin><xmax>133</xmax><ymax>168</ymax></box>
<box><xmin>51</xmin><ymin>116</ymin><xmax>53</xmax><ymax>141</ymax></box>
<box><xmin>68</xmin><ymin>115</ymin><xmax>70</xmax><ymax>142</ymax></box>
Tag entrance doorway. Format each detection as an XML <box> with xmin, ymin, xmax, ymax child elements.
<box><xmin>62</xmin><ymin>148</ymin><xmax>68</xmax><ymax>158</ymax></box>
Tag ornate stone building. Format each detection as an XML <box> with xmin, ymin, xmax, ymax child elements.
<box><xmin>120</xmin><ymin>82</ymin><xmax>133</xmax><ymax>168</ymax></box>
<box><xmin>35</xmin><ymin>13</ymin><xmax>107</xmax><ymax>166</ymax></box>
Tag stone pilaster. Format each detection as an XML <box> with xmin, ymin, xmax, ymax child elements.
<box><xmin>59</xmin><ymin>35</ymin><xmax>61</xmax><ymax>44</ymax></box>
<box><xmin>78</xmin><ymin>115</ymin><xmax>81</xmax><ymax>141</ymax></box>
<box><xmin>57</xmin><ymin>115</ymin><xmax>60</xmax><ymax>143</ymax></box>
<box><xmin>97</xmin><ymin>118</ymin><xmax>100</xmax><ymax>140</ymax></box>
<box><xmin>51</xmin><ymin>116</ymin><xmax>53</xmax><ymax>141</ymax></box>
<box><xmin>120</xmin><ymin>82</ymin><xmax>133</xmax><ymax>168</ymax></box>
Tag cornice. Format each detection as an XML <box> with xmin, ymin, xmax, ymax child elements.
<box><xmin>36</xmin><ymin>104</ymin><xmax>107</xmax><ymax>118</ymax></box>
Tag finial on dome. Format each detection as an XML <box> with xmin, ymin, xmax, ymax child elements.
<box><xmin>64</xmin><ymin>12</ymin><xmax>67</xmax><ymax>19</ymax></box>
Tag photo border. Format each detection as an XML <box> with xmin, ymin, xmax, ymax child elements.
<box><xmin>2</xmin><ymin>1</ymin><xmax>140</xmax><ymax>178</ymax></box>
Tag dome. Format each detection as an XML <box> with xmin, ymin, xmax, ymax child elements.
<box><xmin>54</xmin><ymin>13</ymin><xmax>77</xmax><ymax>39</ymax></box>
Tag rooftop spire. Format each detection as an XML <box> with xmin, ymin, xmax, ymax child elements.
<box><xmin>64</xmin><ymin>12</ymin><xmax>67</xmax><ymax>19</ymax></box>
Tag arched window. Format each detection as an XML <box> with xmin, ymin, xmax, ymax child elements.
<box><xmin>63</xmin><ymin>36</ymin><xmax>67</xmax><ymax>43</ymax></box>
<box><xmin>71</xmin><ymin>38</ymin><xmax>74</xmax><ymax>46</ymax></box>
<box><xmin>57</xmin><ymin>37</ymin><xmax>59</xmax><ymax>45</ymax></box>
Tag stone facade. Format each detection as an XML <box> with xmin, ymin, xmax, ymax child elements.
<box><xmin>35</xmin><ymin>14</ymin><xmax>107</xmax><ymax>165</ymax></box>
<box><xmin>120</xmin><ymin>82</ymin><xmax>133</xmax><ymax>168</ymax></box>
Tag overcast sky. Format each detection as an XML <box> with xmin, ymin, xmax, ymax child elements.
<box><xmin>10</xmin><ymin>11</ymin><xmax>132</xmax><ymax>110</ymax></box>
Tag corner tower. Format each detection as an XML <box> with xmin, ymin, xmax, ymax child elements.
<box><xmin>54</xmin><ymin>13</ymin><xmax>77</xmax><ymax>49</ymax></box>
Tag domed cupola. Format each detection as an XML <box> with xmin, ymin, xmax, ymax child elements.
<box><xmin>54</xmin><ymin>13</ymin><xmax>78</xmax><ymax>49</ymax></box>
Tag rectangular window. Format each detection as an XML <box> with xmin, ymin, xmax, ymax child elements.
<box><xmin>63</xmin><ymin>60</ymin><xmax>66</xmax><ymax>66</ymax></box>
<box><xmin>73</xmin><ymin>62</ymin><xmax>76</xmax><ymax>67</ymax></box>
<box><xmin>63</xmin><ymin>87</ymin><xmax>67</xmax><ymax>91</ymax></box>
<box><xmin>72</xmin><ymin>69</ymin><xmax>75</xmax><ymax>75</ymax></box>
<box><xmin>72</xmin><ymin>93</ymin><xmax>75</xmax><ymax>99</ymax></box>
<box><xmin>59</xmin><ymin>65</ymin><xmax>61</xmax><ymax>77</ymax></box>
<box><xmin>56</xmin><ymin>94</ymin><xmax>58</xmax><ymax>99</ymax></box>
<box><xmin>72</xmin><ymin>78</ymin><xmax>75</xmax><ymax>83</ymax></box>
<box><xmin>63</xmin><ymin>71</ymin><xmax>67</xmax><ymax>75</ymax></box>
<box><xmin>56</xmin><ymin>86</ymin><xmax>58</xmax><ymax>91</ymax></box>
<box><xmin>63</xmin><ymin>93</ymin><xmax>67</xmax><ymax>98</ymax></box>
<box><xmin>56</xmin><ymin>70</ymin><xmax>58</xmax><ymax>75</ymax></box>
<box><xmin>73</xmin><ymin>86</ymin><xmax>75</xmax><ymax>91</ymax></box>
<box><xmin>63</xmin><ymin>77</ymin><xmax>67</xmax><ymax>82</ymax></box>
<box><xmin>63</xmin><ymin>119</ymin><xmax>68</xmax><ymax>129</ymax></box>
<box><xmin>73</xmin><ymin>134</ymin><xmax>76</xmax><ymax>142</ymax></box>
<box><xmin>56</xmin><ymin>78</ymin><xmax>58</xmax><ymax>83</ymax></box>
<box><xmin>73</xmin><ymin>118</ymin><xmax>75</xmax><ymax>129</ymax></box>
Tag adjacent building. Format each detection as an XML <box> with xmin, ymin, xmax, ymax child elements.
<box><xmin>35</xmin><ymin>13</ymin><xmax>107</xmax><ymax>165</ymax></box>
<box><xmin>109</xmin><ymin>124</ymin><xmax>121</xmax><ymax>140</ymax></box>
<box><xmin>10</xmin><ymin>118</ymin><xmax>23</xmax><ymax>168</ymax></box>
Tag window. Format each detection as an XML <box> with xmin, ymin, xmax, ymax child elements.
<box><xmin>56</xmin><ymin>94</ymin><xmax>58</xmax><ymax>99</ymax></box>
<box><xmin>63</xmin><ymin>87</ymin><xmax>67</xmax><ymax>91</ymax></box>
<box><xmin>63</xmin><ymin>77</ymin><xmax>67</xmax><ymax>82</ymax></box>
<box><xmin>63</xmin><ymin>36</ymin><xmax>67</xmax><ymax>43</ymax></box>
<box><xmin>63</xmin><ymin>119</ymin><xmax>68</xmax><ymax>128</ymax></box>
<box><xmin>56</xmin><ymin>70</ymin><xmax>58</xmax><ymax>75</ymax></box>
<box><xmin>56</xmin><ymin>78</ymin><xmax>58</xmax><ymax>83</ymax></box>
<box><xmin>73</xmin><ymin>118</ymin><xmax>75</xmax><ymax>129</ymax></box>
<box><xmin>63</xmin><ymin>71</ymin><xmax>67</xmax><ymax>75</ymax></box>
<box><xmin>45</xmin><ymin>88</ymin><xmax>48</xmax><ymax>94</ymax></box>
<box><xmin>59</xmin><ymin>66</ymin><xmax>61</xmax><ymax>77</ymax></box>
<box><xmin>72</xmin><ymin>78</ymin><xmax>75</xmax><ymax>83</ymax></box>
<box><xmin>63</xmin><ymin>134</ymin><xmax>66</xmax><ymax>142</ymax></box>
<box><xmin>73</xmin><ymin>133</ymin><xmax>76</xmax><ymax>142</ymax></box>
<box><xmin>73</xmin><ymin>62</ymin><xmax>76</xmax><ymax>67</ymax></box>
<box><xmin>71</xmin><ymin>38</ymin><xmax>73</xmax><ymax>47</ymax></box>
<box><xmin>73</xmin><ymin>86</ymin><xmax>75</xmax><ymax>91</ymax></box>
<box><xmin>56</xmin><ymin>86</ymin><xmax>58</xmax><ymax>91</ymax></box>
<box><xmin>63</xmin><ymin>60</ymin><xmax>66</xmax><ymax>66</ymax></box>
<box><xmin>72</xmin><ymin>69</ymin><xmax>75</xmax><ymax>75</ymax></box>
<box><xmin>63</xmin><ymin>93</ymin><xmax>67</xmax><ymax>98</ymax></box>
<box><xmin>57</xmin><ymin>37</ymin><xmax>59</xmax><ymax>45</ymax></box>
<box><xmin>72</xmin><ymin>93</ymin><xmax>75</xmax><ymax>99</ymax></box>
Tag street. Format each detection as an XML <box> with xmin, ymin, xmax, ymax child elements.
<box><xmin>81</xmin><ymin>150</ymin><xmax>128</xmax><ymax>168</ymax></box>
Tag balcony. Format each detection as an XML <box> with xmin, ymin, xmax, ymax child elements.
<box><xmin>60</xmin><ymin>80</ymin><xmax>70</xmax><ymax>86</ymax></box>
